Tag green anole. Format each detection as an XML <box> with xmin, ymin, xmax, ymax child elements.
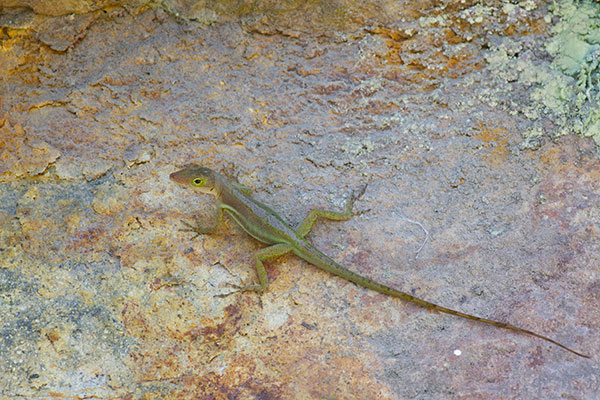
<box><xmin>170</xmin><ymin>164</ymin><xmax>589</xmax><ymax>358</ymax></box>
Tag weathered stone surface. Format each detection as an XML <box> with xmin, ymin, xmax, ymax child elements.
<box><xmin>0</xmin><ymin>1</ymin><xmax>598</xmax><ymax>399</ymax></box>
<box><xmin>0</xmin><ymin>0</ymin><xmax>126</xmax><ymax>16</ymax></box>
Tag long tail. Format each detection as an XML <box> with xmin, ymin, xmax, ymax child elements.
<box><xmin>380</xmin><ymin>281</ymin><xmax>590</xmax><ymax>358</ymax></box>
<box><xmin>298</xmin><ymin>245</ymin><xmax>590</xmax><ymax>358</ymax></box>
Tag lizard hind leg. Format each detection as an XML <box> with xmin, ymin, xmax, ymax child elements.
<box><xmin>232</xmin><ymin>243</ymin><xmax>293</xmax><ymax>294</ymax></box>
<box><xmin>295</xmin><ymin>184</ymin><xmax>369</xmax><ymax>238</ymax></box>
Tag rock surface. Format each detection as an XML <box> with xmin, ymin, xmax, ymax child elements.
<box><xmin>1</xmin><ymin>1</ymin><xmax>598</xmax><ymax>399</ymax></box>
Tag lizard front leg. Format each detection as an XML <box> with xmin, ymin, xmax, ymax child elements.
<box><xmin>221</xmin><ymin>162</ymin><xmax>253</xmax><ymax>194</ymax></box>
<box><xmin>180</xmin><ymin>204</ymin><xmax>225</xmax><ymax>239</ymax></box>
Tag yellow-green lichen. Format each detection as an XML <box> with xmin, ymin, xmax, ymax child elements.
<box><xmin>486</xmin><ymin>0</ymin><xmax>600</xmax><ymax>146</ymax></box>
<box><xmin>535</xmin><ymin>0</ymin><xmax>600</xmax><ymax>144</ymax></box>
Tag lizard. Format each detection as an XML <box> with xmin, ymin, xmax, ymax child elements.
<box><xmin>169</xmin><ymin>164</ymin><xmax>589</xmax><ymax>358</ymax></box>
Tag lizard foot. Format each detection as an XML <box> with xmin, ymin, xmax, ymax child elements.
<box><xmin>348</xmin><ymin>183</ymin><xmax>370</xmax><ymax>216</ymax></box>
<box><xmin>214</xmin><ymin>282</ymin><xmax>266</xmax><ymax>298</ymax></box>
<box><xmin>179</xmin><ymin>218</ymin><xmax>216</xmax><ymax>238</ymax></box>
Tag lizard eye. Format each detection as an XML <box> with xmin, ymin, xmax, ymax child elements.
<box><xmin>192</xmin><ymin>178</ymin><xmax>205</xmax><ymax>186</ymax></box>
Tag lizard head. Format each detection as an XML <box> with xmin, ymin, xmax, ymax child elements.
<box><xmin>169</xmin><ymin>164</ymin><xmax>219</xmax><ymax>196</ymax></box>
